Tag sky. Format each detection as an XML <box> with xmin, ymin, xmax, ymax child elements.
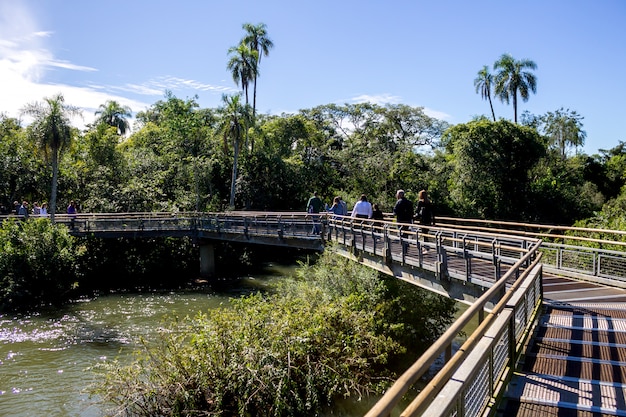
<box><xmin>1</xmin><ymin>0</ymin><xmax>624</xmax><ymax>155</ymax></box>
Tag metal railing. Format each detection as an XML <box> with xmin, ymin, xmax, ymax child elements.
<box><xmin>326</xmin><ymin>215</ymin><xmax>539</xmax><ymax>286</ymax></box>
<box><xmin>436</xmin><ymin>216</ymin><xmax>626</xmax><ymax>289</ymax></box>
<box><xmin>5</xmin><ymin>211</ymin><xmax>625</xmax><ymax>416</ymax></box>
<box><xmin>365</xmin><ymin>242</ymin><xmax>543</xmax><ymax>417</ymax></box>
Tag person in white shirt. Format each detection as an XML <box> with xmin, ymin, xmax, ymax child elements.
<box><xmin>351</xmin><ymin>194</ymin><xmax>373</xmax><ymax>219</ymax></box>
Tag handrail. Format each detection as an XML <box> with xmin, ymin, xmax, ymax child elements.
<box><xmin>436</xmin><ymin>216</ymin><xmax>626</xmax><ymax>248</ymax></box>
<box><xmin>419</xmin><ymin>259</ymin><xmax>543</xmax><ymax>417</ymax></box>
<box><xmin>364</xmin><ymin>239</ymin><xmax>542</xmax><ymax>417</ymax></box>
<box><xmin>403</xmin><ymin>252</ymin><xmax>543</xmax><ymax>416</ymax></box>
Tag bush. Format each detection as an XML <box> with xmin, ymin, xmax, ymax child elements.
<box><xmin>0</xmin><ymin>218</ymin><xmax>80</xmax><ymax>311</ymax></box>
<box><xmin>92</xmin><ymin>249</ymin><xmax>457</xmax><ymax>416</ymax></box>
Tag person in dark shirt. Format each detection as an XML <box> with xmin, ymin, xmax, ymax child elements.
<box><xmin>393</xmin><ymin>190</ymin><xmax>413</xmax><ymax>225</ymax></box>
<box><xmin>415</xmin><ymin>190</ymin><xmax>435</xmax><ymax>225</ymax></box>
<box><xmin>372</xmin><ymin>204</ymin><xmax>384</xmax><ymax>221</ymax></box>
<box><xmin>67</xmin><ymin>200</ymin><xmax>77</xmax><ymax>215</ymax></box>
<box><xmin>306</xmin><ymin>192</ymin><xmax>324</xmax><ymax>234</ymax></box>
<box><xmin>306</xmin><ymin>192</ymin><xmax>323</xmax><ymax>213</ymax></box>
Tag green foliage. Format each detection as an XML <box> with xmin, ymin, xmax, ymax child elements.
<box><xmin>0</xmin><ymin>218</ymin><xmax>80</xmax><ymax>311</ymax></box>
<box><xmin>529</xmin><ymin>151</ymin><xmax>603</xmax><ymax>224</ymax></box>
<box><xmin>91</xmin><ymin>250</ymin><xmax>456</xmax><ymax>416</ymax></box>
<box><xmin>443</xmin><ymin>119</ymin><xmax>546</xmax><ymax>220</ymax></box>
<box><xmin>540</xmin><ymin>108</ymin><xmax>586</xmax><ymax>158</ymax></box>
<box><xmin>76</xmin><ymin>236</ymin><xmax>197</xmax><ymax>291</ymax></box>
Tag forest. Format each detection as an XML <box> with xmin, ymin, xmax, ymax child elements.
<box><xmin>2</xmin><ymin>23</ymin><xmax>626</xmax><ymax>416</ymax></box>
<box><xmin>2</xmin><ymin>94</ymin><xmax>625</xmax><ymax>228</ymax></box>
<box><xmin>2</xmin><ymin>25</ymin><xmax>626</xmax><ymax>314</ymax></box>
<box><xmin>2</xmin><ymin>23</ymin><xmax>625</xmax><ymax>229</ymax></box>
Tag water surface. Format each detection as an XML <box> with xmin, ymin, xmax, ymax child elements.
<box><xmin>0</xmin><ymin>270</ymin><xmax>280</xmax><ymax>417</ymax></box>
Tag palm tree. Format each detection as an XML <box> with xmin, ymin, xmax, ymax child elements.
<box><xmin>493</xmin><ymin>53</ymin><xmax>538</xmax><ymax>123</ymax></box>
<box><xmin>217</xmin><ymin>94</ymin><xmax>251</xmax><ymax>208</ymax></box>
<box><xmin>226</xmin><ymin>44</ymin><xmax>258</xmax><ymax>108</ymax></box>
<box><xmin>474</xmin><ymin>65</ymin><xmax>496</xmax><ymax>121</ymax></box>
<box><xmin>94</xmin><ymin>100</ymin><xmax>132</xmax><ymax>135</ymax></box>
<box><xmin>21</xmin><ymin>93</ymin><xmax>82</xmax><ymax>221</ymax></box>
<box><xmin>241</xmin><ymin>23</ymin><xmax>274</xmax><ymax>119</ymax></box>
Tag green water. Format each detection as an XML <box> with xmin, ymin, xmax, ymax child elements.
<box><xmin>0</xmin><ymin>265</ymin><xmax>286</xmax><ymax>417</ymax></box>
<box><xmin>0</xmin><ymin>262</ymin><xmax>469</xmax><ymax>417</ymax></box>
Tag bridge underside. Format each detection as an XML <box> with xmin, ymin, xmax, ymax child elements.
<box><xmin>331</xmin><ymin>245</ymin><xmax>500</xmax><ymax>308</ymax></box>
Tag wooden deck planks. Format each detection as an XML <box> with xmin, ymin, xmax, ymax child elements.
<box><xmin>501</xmin><ymin>277</ymin><xmax>626</xmax><ymax>417</ymax></box>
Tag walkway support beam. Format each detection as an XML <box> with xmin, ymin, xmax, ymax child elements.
<box><xmin>199</xmin><ymin>243</ymin><xmax>215</xmax><ymax>278</ymax></box>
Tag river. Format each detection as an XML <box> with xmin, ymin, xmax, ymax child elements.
<box><xmin>0</xmin><ymin>261</ymin><xmax>471</xmax><ymax>417</ymax></box>
<box><xmin>0</xmin><ymin>262</ymin><xmax>296</xmax><ymax>417</ymax></box>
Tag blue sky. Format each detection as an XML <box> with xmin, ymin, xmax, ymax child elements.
<box><xmin>1</xmin><ymin>0</ymin><xmax>624</xmax><ymax>155</ymax></box>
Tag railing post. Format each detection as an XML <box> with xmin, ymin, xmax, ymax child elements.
<box><xmin>462</xmin><ymin>235</ymin><xmax>471</xmax><ymax>282</ymax></box>
<box><xmin>492</xmin><ymin>239</ymin><xmax>501</xmax><ymax>280</ymax></box>
<box><xmin>383</xmin><ymin>225</ymin><xmax>391</xmax><ymax>264</ymax></box>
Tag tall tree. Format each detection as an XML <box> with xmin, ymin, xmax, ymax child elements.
<box><xmin>227</xmin><ymin>43</ymin><xmax>258</xmax><ymax>108</ymax></box>
<box><xmin>94</xmin><ymin>100</ymin><xmax>133</xmax><ymax>135</ymax></box>
<box><xmin>217</xmin><ymin>94</ymin><xmax>251</xmax><ymax>208</ymax></box>
<box><xmin>493</xmin><ymin>54</ymin><xmax>538</xmax><ymax>123</ymax></box>
<box><xmin>21</xmin><ymin>93</ymin><xmax>82</xmax><ymax>220</ymax></box>
<box><xmin>541</xmin><ymin>107</ymin><xmax>586</xmax><ymax>158</ymax></box>
<box><xmin>474</xmin><ymin>65</ymin><xmax>496</xmax><ymax>121</ymax></box>
<box><xmin>241</xmin><ymin>23</ymin><xmax>274</xmax><ymax>119</ymax></box>
<box><xmin>443</xmin><ymin>119</ymin><xmax>545</xmax><ymax>220</ymax></box>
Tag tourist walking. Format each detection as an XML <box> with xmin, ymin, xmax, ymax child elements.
<box><xmin>351</xmin><ymin>194</ymin><xmax>373</xmax><ymax>219</ymax></box>
<box><xmin>306</xmin><ymin>192</ymin><xmax>324</xmax><ymax>234</ymax></box>
<box><xmin>372</xmin><ymin>204</ymin><xmax>384</xmax><ymax>221</ymax></box>
<box><xmin>67</xmin><ymin>200</ymin><xmax>77</xmax><ymax>215</ymax></box>
<box><xmin>414</xmin><ymin>190</ymin><xmax>435</xmax><ymax>225</ymax></box>
<box><xmin>326</xmin><ymin>196</ymin><xmax>346</xmax><ymax>218</ymax></box>
<box><xmin>18</xmin><ymin>201</ymin><xmax>29</xmax><ymax>218</ymax></box>
<box><xmin>393</xmin><ymin>190</ymin><xmax>413</xmax><ymax>225</ymax></box>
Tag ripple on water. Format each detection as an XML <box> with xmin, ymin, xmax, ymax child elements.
<box><xmin>0</xmin><ymin>269</ymin><xmax>296</xmax><ymax>417</ymax></box>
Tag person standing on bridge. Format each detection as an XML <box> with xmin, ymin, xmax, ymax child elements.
<box><xmin>338</xmin><ymin>196</ymin><xmax>348</xmax><ymax>216</ymax></box>
<box><xmin>67</xmin><ymin>200</ymin><xmax>78</xmax><ymax>216</ymax></box>
<box><xmin>414</xmin><ymin>189</ymin><xmax>435</xmax><ymax>226</ymax></box>
<box><xmin>306</xmin><ymin>192</ymin><xmax>323</xmax><ymax>214</ymax></box>
<box><xmin>372</xmin><ymin>204</ymin><xmax>384</xmax><ymax>221</ymax></box>
<box><xmin>393</xmin><ymin>190</ymin><xmax>413</xmax><ymax>225</ymax></box>
<box><xmin>326</xmin><ymin>196</ymin><xmax>346</xmax><ymax>218</ymax></box>
<box><xmin>306</xmin><ymin>192</ymin><xmax>324</xmax><ymax>234</ymax></box>
<box><xmin>351</xmin><ymin>194</ymin><xmax>373</xmax><ymax>219</ymax></box>
<box><xmin>393</xmin><ymin>190</ymin><xmax>413</xmax><ymax>242</ymax></box>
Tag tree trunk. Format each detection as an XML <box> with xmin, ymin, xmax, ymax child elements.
<box><xmin>50</xmin><ymin>149</ymin><xmax>59</xmax><ymax>223</ymax></box>
<box><xmin>229</xmin><ymin>139</ymin><xmax>239</xmax><ymax>209</ymax></box>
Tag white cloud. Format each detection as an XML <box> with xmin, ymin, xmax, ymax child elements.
<box><xmin>150</xmin><ymin>76</ymin><xmax>237</xmax><ymax>94</ymax></box>
<box><xmin>350</xmin><ymin>93</ymin><xmax>403</xmax><ymax>105</ymax></box>
<box><xmin>0</xmin><ymin>2</ymin><xmax>148</xmax><ymax>130</ymax></box>
<box><xmin>349</xmin><ymin>93</ymin><xmax>451</xmax><ymax>121</ymax></box>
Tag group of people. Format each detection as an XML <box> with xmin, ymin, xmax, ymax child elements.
<box><xmin>3</xmin><ymin>200</ymin><xmax>79</xmax><ymax>217</ymax></box>
<box><xmin>305</xmin><ymin>189</ymin><xmax>435</xmax><ymax>228</ymax></box>
<box><xmin>9</xmin><ymin>200</ymin><xmax>49</xmax><ymax>217</ymax></box>
<box><xmin>393</xmin><ymin>189</ymin><xmax>435</xmax><ymax>226</ymax></box>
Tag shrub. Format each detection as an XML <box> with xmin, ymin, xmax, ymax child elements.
<box><xmin>92</xmin><ymin>249</ymin><xmax>457</xmax><ymax>416</ymax></box>
<box><xmin>0</xmin><ymin>218</ymin><xmax>80</xmax><ymax>311</ymax></box>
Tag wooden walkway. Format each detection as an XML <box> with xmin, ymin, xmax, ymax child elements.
<box><xmin>500</xmin><ymin>275</ymin><xmax>626</xmax><ymax>417</ymax></box>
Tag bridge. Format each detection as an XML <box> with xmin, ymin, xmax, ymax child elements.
<box><xmin>38</xmin><ymin>211</ymin><xmax>626</xmax><ymax>416</ymax></box>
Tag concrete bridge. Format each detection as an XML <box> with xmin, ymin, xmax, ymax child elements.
<box><xmin>43</xmin><ymin>211</ymin><xmax>626</xmax><ymax>416</ymax></box>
